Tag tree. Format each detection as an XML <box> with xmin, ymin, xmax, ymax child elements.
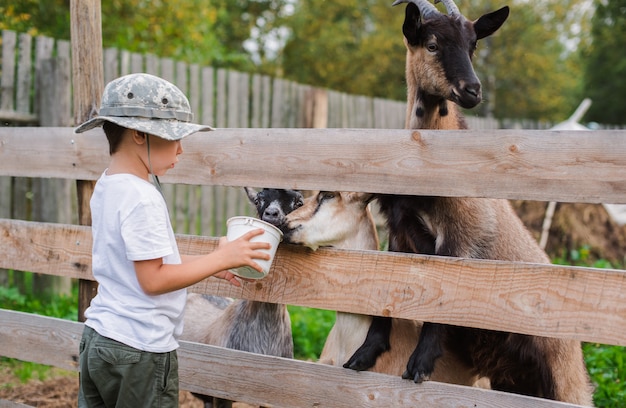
<box><xmin>279</xmin><ymin>0</ymin><xmax>593</xmax><ymax>122</ymax></box>
<box><xmin>0</xmin><ymin>0</ymin><xmax>291</xmax><ymax>70</ymax></box>
<box><xmin>583</xmin><ymin>0</ymin><xmax>626</xmax><ymax>125</ymax></box>
<box><xmin>281</xmin><ymin>0</ymin><xmax>406</xmax><ymax>101</ymax></box>
<box><xmin>0</xmin><ymin>0</ymin><xmax>70</xmax><ymax>38</ymax></box>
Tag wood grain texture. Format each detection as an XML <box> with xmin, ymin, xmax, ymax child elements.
<box><xmin>0</xmin><ymin>127</ymin><xmax>625</xmax><ymax>203</ymax></box>
<box><xmin>0</xmin><ymin>310</ymin><xmax>586</xmax><ymax>408</ymax></box>
<box><xmin>2</xmin><ymin>219</ymin><xmax>624</xmax><ymax>346</ymax></box>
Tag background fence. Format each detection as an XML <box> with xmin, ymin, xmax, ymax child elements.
<box><xmin>0</xmin><ymin>29</ymin><xmax>407</xmax><ymax>236</ymax></box>
<box><xmin>6</xmin><ymin>29</ymin><xmax>624</xmax><ymax>237</ymax></box>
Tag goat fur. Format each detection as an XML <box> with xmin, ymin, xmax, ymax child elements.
<box><xmin>282</xmin><ymin>191</ymin><xmax>482</xmax><ymax>386</ymax></box>
<box><xmin>182</xmin><ymin>188</ymin><xmax>303</xmax><ymax>407</ymax></box>
<box><xmin>343</xmin><ymin>2</ymin><xmax>594</xmax><ymax>405</ymax></box>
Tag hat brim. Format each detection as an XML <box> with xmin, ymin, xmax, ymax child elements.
<box><xmin>74</xmin><ymin>116</ymin><xmax>213</xmax><ymax>141</ymax></box>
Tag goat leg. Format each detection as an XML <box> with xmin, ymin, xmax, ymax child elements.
<box><xmin>343</xmin><ymin>316</ymin><xmax>392</xmax><ymax>371</ymax></box>
<box><xmin>402</xmin><ymin>321</ymin><xmax>445</xmax><ymax>383</ymax></box>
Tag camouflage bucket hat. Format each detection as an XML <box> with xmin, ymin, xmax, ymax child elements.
<box><xmin>75</xmin><ymin>73</ymin><xmax>212</xmax><ymax>140</ymax></box>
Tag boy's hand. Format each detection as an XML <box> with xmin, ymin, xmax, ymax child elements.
<box><xmin>216</xmin><ymin>229</ymin><xmax>271</xmax><ymax>274</ymax></box>
<box><xmin>215</xmin><ymin>270</ymin><xmax>244</xmax><ymax>287</ymax></box>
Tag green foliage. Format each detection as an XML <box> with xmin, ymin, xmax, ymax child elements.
<box><xmin>583</xmin><ymin>0</ymin><xmax>626</xmax><ymax>125</ymax></box>
<box><xmin>0</xmin><ymin>0</ymin><xmax>69</xmax><ymax>38</ymax></box>
<box><xmin>0</xmin><ymin>0</ymin><xmax>291</xmax><ymax>70</ymax></box>
<box><xmin>584</xmin><ymin>343</ymin><xmax>626</xmax><ymax>408</ymax></box>
<box><xmin>287</xmin><ymin>305</ymin><xmax>335</xmax><ymax>360</ymax></box>
<box><xmin>0</xmin><ymin>0</ymin><xmax>606</xmax><ymax>123</ymax></box>
<box><xmin>0</xmin><ymin>279</ymin><xmax>78</xmax><ymax>383</ymax></box>
<box><xmin>0</xmin><ymin>357</ymin><xmax>51</xmax><ymax>383</ymax></box>
<box><xmin>281</xmin><ymin>0</ymin><xmax>406</xmax><ymax>101</ymax></box>
<box><xmin>0</xmin><ymin>280</ymin><xmax>78</xmax><ymax>321</ymax></box>
<box><xmin>552</xmin><ymin>244</ymin><xmax>621</xmax><ymax>269</ymax></box>
<box><xmin>477</xmin><ymin>0</ymin><xmax>588</xmax><ymax>121</ymax></box>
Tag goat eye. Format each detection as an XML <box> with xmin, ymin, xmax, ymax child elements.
<box><xmin>322</xmin><ymin>192</ymin><xmax>336</xmax><ymax>200</ymax></box>
<box><xmin>295</xmin><ymin>199</ymin><xmax>304</xmax><ymax>208</ymax></box>
<box><xmin>426</xmin><ymin>43</ymin><xmax>438</xmax><ymax>52</ymax></box>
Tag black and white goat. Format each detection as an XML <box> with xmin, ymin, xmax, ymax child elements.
<box><xmin>182</xmin><ymin>188</ymin><xmax>303</xmax><ymax>408</ymax></box>
<box><xmin>342</xmin><ymin>0</ymin><xmax>594</xmax><ymax>405</ymax></box>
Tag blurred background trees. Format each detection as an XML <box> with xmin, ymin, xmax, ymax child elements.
<box><xmin>0</xmin><ymin>0</ymin><xmax>623</xmax><ymax>124</ymax></box>
<box><xmin>582</xmin><ymin>0</ymin><xmax>626</xmax><ymax>125</ymax></box>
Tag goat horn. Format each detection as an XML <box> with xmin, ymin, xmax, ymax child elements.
<box><xmin>434</xmin><ymin>0</ymin><xmax>460</xmax><ymax>16</ymax></box>
<box><xmin>392</xmin><ymin>0</ymin><xmax>440</xmax><ymax>19</ymax></box>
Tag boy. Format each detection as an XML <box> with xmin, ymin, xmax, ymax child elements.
<box><xmin>75</xmin><ymin>73</ymin><xmax>270</xmax><ymax>407</ymax></box>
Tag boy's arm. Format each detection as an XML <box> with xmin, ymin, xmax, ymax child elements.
<box><xmin>135</xmin><ymin>229</ymin><xmax>270</xmax><ymax>295</ymax></box>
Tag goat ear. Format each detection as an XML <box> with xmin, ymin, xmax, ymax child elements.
<box><xmin>244</xmin><ymin>187</ymin><xmax>258</xmax><ymax>204</ymax></box>
<box><xmin>347</xmin><ymin>192</ymin><xmax>376</xmax><ymax>206</ymax></box>
<box><xmin>474</xmin><ymin>6</ymin><xmax>509</xmax><ymax>40</ymax></box>
<box><xmin>403</xmin><ymin>3</ymin><xmax>424</xmax><ymax>46</ymax></box>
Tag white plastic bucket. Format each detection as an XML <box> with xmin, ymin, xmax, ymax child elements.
<box><xmin>226</xmin><ymin>216</ymin><xmax>283</xmax><ymax>279</ymax></box>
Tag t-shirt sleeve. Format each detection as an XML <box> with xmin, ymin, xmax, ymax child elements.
<box><xmin>121</xmin><ymin>199</ymin><xmax>173</xmax><ymax>261</ymax></box>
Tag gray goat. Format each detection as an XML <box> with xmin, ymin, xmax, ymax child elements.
<box><xmin>182</xmin><ymin>188</ymin><xmax>303</xmax><ymax>408</ymax></box>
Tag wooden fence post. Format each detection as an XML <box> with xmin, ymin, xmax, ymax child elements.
<box><xmin>31</xmin><ymin>56</ymin><xmax>74</xmax><ymax>298</ymax></box>
<box><xmin>304</xmin><ymin>87</ymin><xmax>328</xmax><ymax>129</ymax></box>
<box><xmin>70</xmin><ymin>0</ymin><xmax>103</xmax><ymax>322</ymax></box>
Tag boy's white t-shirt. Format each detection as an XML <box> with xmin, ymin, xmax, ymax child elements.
<box><xmin>84</xmin><ymin>171</ymin><xmax>186</xmax><ymax>352</ymax></box>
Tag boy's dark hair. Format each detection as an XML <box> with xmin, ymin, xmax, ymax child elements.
<box><xmin>102</xmin><ymin>121</ymin><xmax>127</xmax><ymax>155</ymax></box>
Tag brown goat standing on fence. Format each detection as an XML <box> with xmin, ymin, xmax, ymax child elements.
<box><xmin>343</xmin><ymin>0</ymin><xmax>594</xmax><ymax>404</ymax></box>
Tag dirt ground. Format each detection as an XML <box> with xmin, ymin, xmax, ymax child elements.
<box><xmin>1</xmin><ymin>202</ymin><xmax>624</xmax><ymax>406</ymax></box>
<box><xmin>0</xmin><ymin>367</ymin><xmax>205</xmax><ymax>407</ymax></box>
<box><xmin>512</xmin><ymin>201</ymin><xmax>626</xmax><ymax>266</ymax></box>
<box><xmin>0</xmin><ymin>365</ymin><xmax>259</xmax><ymax>407</ymax></box>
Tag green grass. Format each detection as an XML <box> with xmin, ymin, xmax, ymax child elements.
<box><xmin>584</xmin><ymin>343</ymin><xmax>626</xmax><ymax>407</ymax></box>
<box><xmin>288</xmin><ymin>305</ymin><xmax>335</xmax><ymax>360</ymax></box>
<box><xmin>0</xmin><ymin>275</ymin><xmax>79</xmax><ymax>383</ymax></box>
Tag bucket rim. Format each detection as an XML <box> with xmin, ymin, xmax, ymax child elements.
<box><xmin>226</xmin><ymin>216</ymin><xmax>284</xmax><ymax>238</ymax></box>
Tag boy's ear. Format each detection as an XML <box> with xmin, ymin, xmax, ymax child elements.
<box><xmin>132</xmin><ymin>130</ymin><xmax>147</xmax><ymax>145</ymax></box>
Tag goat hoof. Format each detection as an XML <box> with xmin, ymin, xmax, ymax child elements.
<box><xmin>402</xmin><ymin>369</ymin><xmax>430</xmax><ymax>384</ymax></box>
<box><xmin>343</xmin><ymin>352</ymin><xmax>378</xmax><ymax>371</ymax></box>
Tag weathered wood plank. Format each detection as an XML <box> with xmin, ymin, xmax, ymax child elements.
<box><xmin>1</xmin><ymin>219</ymin><xmax>625</xmax><ymax>346</ymax></box>
<box><xmin>271</xmin><ymin>78</ymin><xmax>285</xmax><ymax>127</ymax></box>
<box><xmin>70</xmin><ymin>0</ymin><xmax>103</xmax><ymax>126</ymax></box>
<box><xmin>188</xmin><ymin>64</ymin><xmax>200</xmax><ymax>123</ymax></box>
<box><xmin>0</xmin><ymin>310</ymin><xmax>585</xmax><ymax>408</ymax></box>
<box><xmin>179</xmin><ymin>337</ymin><xmax>586</xmax><ymax>408</ymax></box>
<box><xmin>0</xmin><ymin>310</ymin><xmax>82</xmax><ymax>371</ymax></box>
<box><xmin>216</xmin><ymin>68</ymin><xmax>227</xmax><ymax>128</ymax></box>
<box><xmin>1</xmin><ymin>30</ymin><xmax>17</xmax><ymax>111</ymax></box>
<box><xmin>201</xmin><ymin>66</ymin><xmax>214</xmax><ymax>126</ymax></box>
<box><xmin>16</xmin><ymin>33</ymin><xmax>32</xmax><ymax>114</ymax></box>
<box><xmin>0</xmin><ymin>110</ymin><xmax>37</xmax><ymax>124</ymax></box>
<box><xmin>130</xmin><ymin>52</ymin><xmax>142</xmax><ymax>73</ymax></box>
<box><xmin>1</xmin><ymin>127</ymin><xmax>625</xmax><ymax>203</ymax></box>
<box><xmin>0</xmin><ymin>398</ymin><xmax>33</xmax><ymax>407</ymax></box>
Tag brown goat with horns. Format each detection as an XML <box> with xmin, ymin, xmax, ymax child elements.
<box><xmin>343</xmin><ymin>0</ymin><xmax>594</xmax><ymax>404</ymax></box>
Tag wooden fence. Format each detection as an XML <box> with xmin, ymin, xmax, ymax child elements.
<box><xmin>0</xmin><ymin>29</ymin><xmax>498</xmax><ymax>237</ymax></box>
<box><xmin>1</xmin><ymin>125</ymin><xmax>625</xmax><ymax>407</ymax></box>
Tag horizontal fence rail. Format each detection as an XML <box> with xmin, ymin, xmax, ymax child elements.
<box><xmin>1</xmin><ymin>218</ymin><xmax>625</xmax><ymax>347</ymax></box>
<box><xmin>0</xmin><ymin>127</ymin><xmax>625</xmax><ymax>203</ymax></box>
<box><xmin>2</xmin><ymin>310</ymin><xmax>586</xmax><ymax>408</ymax></box>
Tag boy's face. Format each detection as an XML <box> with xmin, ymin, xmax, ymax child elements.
<box><xmin>145</xmin><ymin>134</ymin><xmax>183</xmax><ymax>177</ymax></box>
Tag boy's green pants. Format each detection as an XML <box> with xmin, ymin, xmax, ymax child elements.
<box><xmin>78</xmin><ymin>325</ymin><xmax>179</xmax><ymax>407</ymax></box>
